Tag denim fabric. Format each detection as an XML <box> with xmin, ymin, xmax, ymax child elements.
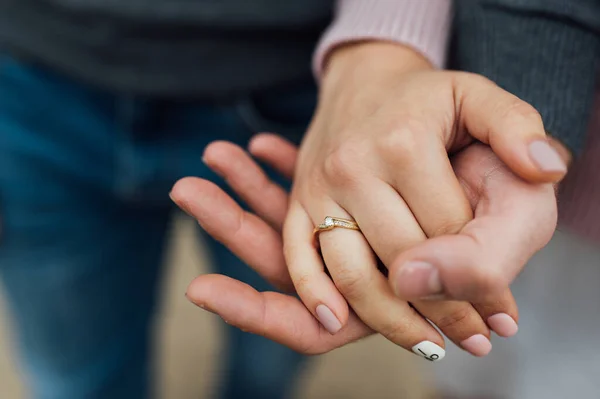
<box><xmin>0</xmin><ymin>55</ymin><xmax>316</xmax><ymax>399</ymax></box>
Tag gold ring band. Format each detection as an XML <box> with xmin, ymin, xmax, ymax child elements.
<box><xmin>313</xmin><ymin>216</ymin><xmax>360</xmax><ymax>236</ymax></box>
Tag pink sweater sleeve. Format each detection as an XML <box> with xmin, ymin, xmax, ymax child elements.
<box><xmin>314</xmin><ymin>0</ymin><xmax>453</xmax><ymax>78</ymax></box>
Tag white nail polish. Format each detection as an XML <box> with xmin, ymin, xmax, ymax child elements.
<box><xmin>412</xmin><ymin>341</ymin><xmax>445</xmax><ymax>362</ymax></box>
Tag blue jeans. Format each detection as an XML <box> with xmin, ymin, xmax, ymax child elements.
<box><xmin>0</xmin><ymin>55</ymin><xmax>315</xmax><ymax>399</ymax></box>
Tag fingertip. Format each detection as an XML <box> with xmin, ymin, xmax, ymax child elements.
<box><xmin>186</xmin><ymin>274</ymin><xmax>264</xmax><ymax>321</ymax></box>
<box><xmin>170</xmin><ymin>176</ymin><xmax>200</xmax><ymax>199</ymax></box>
<box><xmin>547</xmin><ymin>136</ymin><xmax>573</xmax><ymax>167</ymax></box>
<box><xmin>248</xmin><ymin>132</ymin><xmax>278</xmax><ymax>156</ymax></box>
<box><xmin>202</xmin><ymin>140</ymin><xmax>245</xmax><ymax>168</ymax></box>
<box><xmin>460</xmin><ymin>334</ymin><xmax>492</xmax><ymax>357</ymax></box>
<box><xmin>170</xmin><ymin>177</ymin><xmax>210</xmax><ymax>216</ymax></box>
<box><xmin>202</xmin><ymin>140</ymin><xmax>228</xmax><ymax>162</ymax></box>
<box><xmin>487</xmin><ymin>129</ymin><xmax>568</xmax><ymax>184</ymax></box>
<box><xmin>316</xmin><ymin>304</ymin><xmax>343</xmax><ymax>334</ymax></box>
<box><xmin>487</xmin><ymin>313</ymin><xmax>519</xmax><ymax>338</ymax></box>
<box><xmin>494</xmin><ymin>146</ymin><xmax>565</xmax><ymax>185</ymax></box>
<box><xmin>185</xmin><ymin>274</ymin><xmax>218</xmax><ymax>303</ymax></box>
<box><xmin>412</xmin><ymin>340</ymin><xmax>446</xmax><ymax>362</ymax></box>
<box><xmin>528</xmin><ymin>139</ymin><xmax>568</xmax><ymax>176</ymax></box>
<box><xmin>307</xmin><ymin>289</ymin><xmax>350</xmax><ymax>335</ymax></box>
<box><xmin>169</xmin><ymin>177</ymin><xmax>227</xmax><ymax>219</ymax></box>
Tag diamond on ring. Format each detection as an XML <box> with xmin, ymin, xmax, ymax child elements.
<box><xmin>313</xmin><ymin>216</ymin><xmax>360</xmax><ymax>241</ymax></box>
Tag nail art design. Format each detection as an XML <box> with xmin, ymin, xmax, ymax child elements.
<box><xmin>412</xmin><ymin>341</ymin><xmax>445</xmax><ymax>362</ymax></box>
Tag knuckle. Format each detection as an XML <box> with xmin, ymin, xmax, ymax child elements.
<box><xmin>380</xmin><ymin>319</ymin><xmax>415</xmax><ymax>343</ymax></box>
<box><xmin>376</xmin><ymin>124</ymin><xmax>423</xmax><ymax>164</ymax></box>
<box><xmin>461</xmin><ymin>71</ymin><xmax>493</xmax><ymax>87</ymax></box>
<box><xmin>229</xmin><ymin>210</ymin><xmax>247</xmax><ymax>242</ymax></box>
<box><xmin>502</xmin><ymin>99</ymin><xmax>542</xmax><ymax>124</ymax></box>
<box><xmin>455</xmin><ymin>235</ymin><xmax>509</xmax><ymax>298</ymax></box>
<box><xmin>292</xmin><ymin>272</ymin><xmax>312</xmax><ymax>295</ymax></box>
<box><xmin>453</xmin><ymin>71</ymin><xmax>495</xmax><ymax>93</ymax></box>
<box><xmin>475</xmin><ymin>294</ymin><xmax>512</xmax><ymax>317</ymax></box>
<box><xmin>333</xmin><ymin>267</ymin><xmax>370</xmax><ymax>301</ymax></box>
<box><xmin>434</xmin><ymin>306</ymin><xmax>472</xmax><ymax>331</ymax></box>
<box><xmin>322</xmin><ymin>143</ymin><xmax>363</xmax><ymax>186</ymax></box>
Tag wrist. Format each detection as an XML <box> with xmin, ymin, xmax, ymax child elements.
<box><xmin>316</xmin><ymin>42</ymin><xmax>433</xmax><ymax>126</ymax></box>
<box><xmin>322</xmin><ymin>41</ymin><xmax>433</xmax><ymax>90</ymax></box>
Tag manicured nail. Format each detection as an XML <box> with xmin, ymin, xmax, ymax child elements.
<box><xmin>529</xmin><ymin>140</ymin><xmax>567</xmax><ymax>173</ymax></box>
<box><xmin>395</xmin><ymin>261</ymin><xmax>442</xmax><ymax>298</ymax></box>
<box><xmin>487</xmin><ymin>313</ymin><xmax>519</xmax><ymax>337</ymax></box>
<box><xmin>412</xmin><ymin>341</ymin><xmax>445</xmax><ymax>362</ymax></box>
<box><xmin>460</xmin><ymin>334</ymin><xmax>492</xmax><ymax>357</ymax></box>
<box><xmin>316</xmin><ymin>304</ymin><xmax>342</xmax><ymax>334</ymax></box>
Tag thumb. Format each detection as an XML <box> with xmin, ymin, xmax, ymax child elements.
<box><xmin>455</xmin><ymin>73</ymin><xmax>570</xmax><ymax>183</ymax></box>
<box><xmin>389</xmin><ymin>143</ymin><xmax>558</xmax><ymax>302</ymax></box>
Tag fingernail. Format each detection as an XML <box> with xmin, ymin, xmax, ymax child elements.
<box><xmin>460</xmin><ymin>334</ymin><xmax>492</xmax><ymax>357</ymax></box>
<box><xmin>316</xmin><ymin>304</ymin><xmax>342</xmax><ymax>334</ymax></box>
<box><xmin>529</xmin><ymin>140</ymin><xmax>567</xmax><ymax>173</ymax></box>
<box><xmin>487</xmin><ymin>313</ymin><xmax>519</xmax><ymax>337</ymax></box>
<box><xmin>395</xmin><ymin>261</ymin><xmax>442</xmax><ymax>298</ymax></box>
<box><xmin>412</xmin><ymin>341</ymin><xmax>446</xmax><ymax>362</ymax></box>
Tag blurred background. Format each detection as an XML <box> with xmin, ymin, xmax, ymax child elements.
<box><xmin>0</xmin><ymin>215</ymin><xmax>432</xmax><ymax>399</ymax></box>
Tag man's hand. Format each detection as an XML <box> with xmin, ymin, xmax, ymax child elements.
<box><xmin>171</xmin><ymin>134</ymin><xmax>556</xmax><ymax>356</ymax></box>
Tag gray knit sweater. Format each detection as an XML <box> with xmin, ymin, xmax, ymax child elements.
<box><xmin>0</xmin><ymin>0</ymin><xmax>333</xmax><ymax>97</ymax></box>
<box><xmin>451</xmin><ymin>0</ymin><xmax>600</xmax><ymax>155</ymax></box>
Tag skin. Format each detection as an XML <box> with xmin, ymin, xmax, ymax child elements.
<box><xmin>171</xmin><ymin>41</ymin><xmax>563</xmax><ymax>358</ymax></box>
<box><xmin>171</xmin><ymin>133</ymin><xmax>556</xmax><ymax>358</ymax></box>
<box><xmin>280</xmin><ymin>42</ymin><xmax>563</xmax><ymax>341</ymax></box>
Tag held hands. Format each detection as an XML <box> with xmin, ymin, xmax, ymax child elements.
<box><xmin>171</xmin><ymin>42</ymin><xmax>560</xmax><ymax>360</ymax></box>
<box><xmin>171</xmin><ymin>133</ymin><xmax>556</xmax><ymax>360</ymax></box>
<box><xmin>284</xmin><ymin>42</ymin><xmax>563</xmax><ymax>342</ymax></box>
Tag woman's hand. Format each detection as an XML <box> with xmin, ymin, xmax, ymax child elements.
<box><xmin>285</xmin><ymin>42</ymin><xmax>564</xmax><ymax>338</ymax></box>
